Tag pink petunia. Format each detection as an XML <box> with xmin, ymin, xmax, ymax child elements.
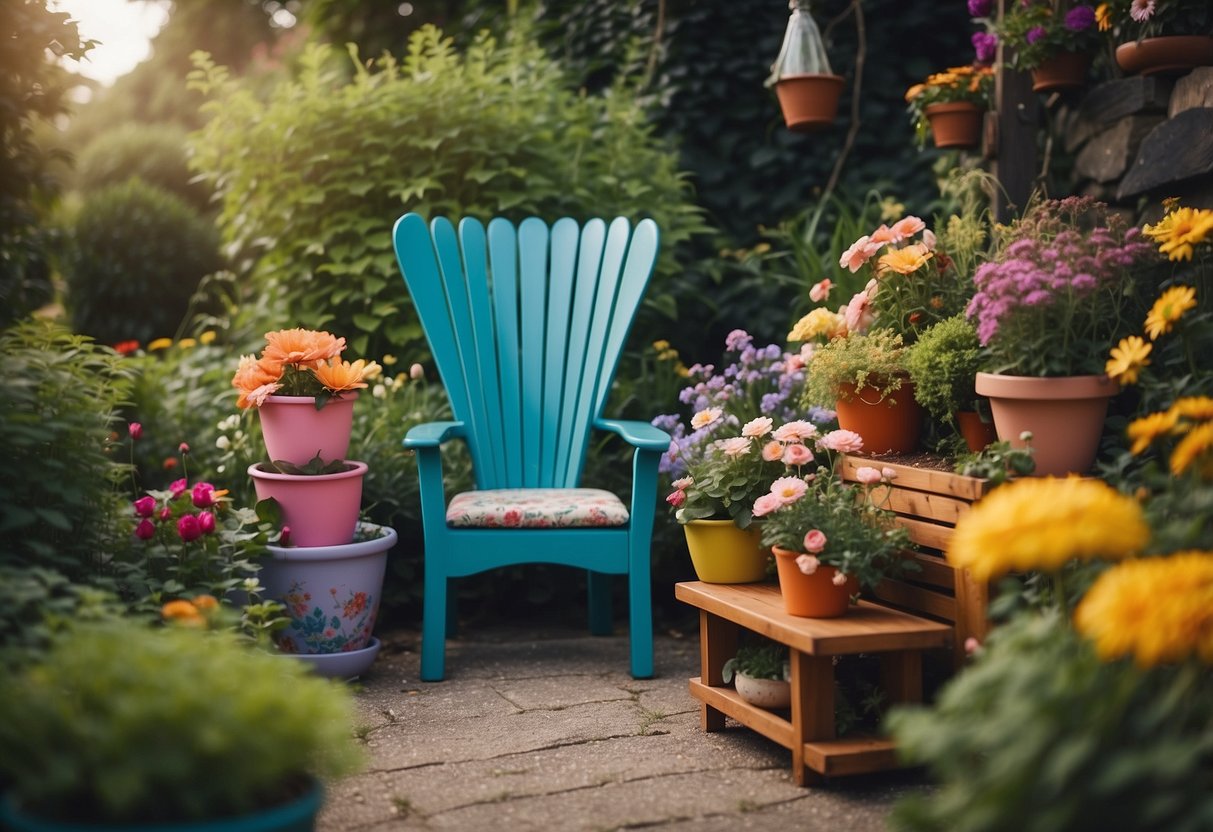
<box><xmin>752</xmin><ymin>492</ymin><xmax>784</xmax><ymax>517</ymax></box>
<box><xmin>796</xmin><ymin>554</ymin><xmax>819</xmax><ymax>575</ymax></box>
<box><xmin>742</xmin><ymin>416</ymin><xmax>773</xmax><ymax>438</ymax></box>
<box><xmin>819</xmin><ymin>429</ymin><xmax>865</xmax><ymax>453</ymax></box>
<box><xmin>809</xmin><ymin>279</ymin><xmax>833</xmax><ymax>303</ymax></box>
<box><xmin>890</xmin><ymin>216</ymin><xmax>926</xmax><ymax>241</ymax></box>
<box><xmin>1129</xmin><ymin>0</ymin><xmax>1154</xmax><ymax>21</ymax></box>
<box><xmin>782</xmin><ymin>443</ymin><xmax>814</xmax><ymax>467</ymax></box>
<box><xmin>855</xmin><ymin>466</ymin><xmax>883</xmax><ymax>485</ymax></box>
<box><xmin>839</xmin><ymin>236</ymin><xmax>875</xmax><ymax>272</ymax></box>
<box><xmin>844</xmin><ymin>291</ymin><xmax>876</xmax><ymax>335</ymax></box>
<box><xmin>770</xmin><ymin>476</ymin><xmax>808</xmax><ymax>505</ymax></box>
<box><xmin>761</xmin><ymin>440</ymin><xmax>785</xmax><ymax>462</ymax></box>
<box><xmin>803</xmin><ymin>529</ymin><xmax>827</xmax><ymax>553</ymax></box>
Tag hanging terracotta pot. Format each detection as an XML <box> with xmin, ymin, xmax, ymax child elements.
<box><xmin>257</xmin><ymin>393</ymin><xmax>357</xmax><ymax>466</ymax></box>
<box><xmin>683</xmin><ymin>519</ymin><xmax>770</xmax><ymax>583</ymax></box>
<box><xmin>1031</xmin><ymin>50</ymin><xmax>1092</xmax><ymax>92</ymax></box>
<box><xmin>249</xmin><ymin>460</ymin><xmax>368</xmax><ymax>547</ymax></box>
<box><xmin>974</xmin><ymin>373</ymin><xmax>1119</xmax><ymax>477</ymax></box>
<box><xmin>833</xmin><ymin>379</ymin><xmax>924</xmax><ymax>455</ymax></box>
<box><xmin>956</xmin><ymin>410</ymin><xmax>999</xmax><ymax>453</ymax></box>
<box><xmin>924</xmin><ymin>102</ymin><xmax>983</xmax><ymax>149</ymax></box>
<box><xmin>1115</xmin><ymin>35</ymin><xmax>1213</xmax><ymax>76</ymax></box>
<box><xmin>774</xmin><ymin>74</ymin><xmax>846</xmax><ymax>131</ymax></box>
<box><xmin>772</xmin><ymin>546</ymin><xmax>856</xmax><ymax>618</ymax></box>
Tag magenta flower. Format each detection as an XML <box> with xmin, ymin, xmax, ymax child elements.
<box><xmin>177</xmin><ymin>514</ymin><xmax>202</xmax><ymax>542</ymax></box>
<box><xmin>128</xmin><ymin>422</ymin><xmax>143</xmax><ymax>440</ymax></box>
<box><xmin>198</xmin><ymin>510</ymin><xmax>216</xmax><ymax>534</ymax></box>
<box><xmin>279</xmin><ymin>526</ymin><xmax>292</xmax><ymax>546</ymax></box>
<box><xmin>665</xmin><ymin>489</ymin><xmax>686</xmax><ymax>507</ymax></box>
<box><xmin>134</xmin><ymin>519</ymin><xmax>156</xmax><ymax>540</ymax></box>
<box><xmin>1064</xmin><ymin>5</ymin><xmax>1094</xmax><ymax>30</ymax></box>
<box><xmin>159</xmin><ymin>506</ymin><xmax>172</xmax><ymax>522</ymax></box>
<box><xmin>179</xmin><ymin>442</ymin><xmax>190</xmax><ymax>454</ymax></box>
<box><xmin>968</xmin><ymin>0</ymin><xmax>992</xmax><ymax>16</ymax></box>
<box><xmin>133</xmin><ymin>495</ymin><xmax>156</xmax><ymax>518</ymax></box>
<box><xmin>191</xmin><ymin>482</ymin><xmax>216</xmax><ymax>508</ymax></box>
<box><xmin>169</xmin><ymin>478</ymin><xmax>188</xmax><ymax>499</ymax></box>
<box><xmin>972</xmin><ymin>32</ymin><xmax>998</xmax><ymax>65</ymax></box>
<box><xmin>1026</xmin><ymin>25</ymin><xmax>1046</xmax><ymax>44</ymax></box>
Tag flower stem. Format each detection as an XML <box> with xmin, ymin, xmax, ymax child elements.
<box><xmin>1052</xmin><ymin>571</ymin><xmax>1067</xmax><ymax>611</ymax></box>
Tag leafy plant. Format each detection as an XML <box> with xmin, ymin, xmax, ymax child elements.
<box><xmin>953</xmin><ymin>437</ymin><xmax>1037</xmax><ymax>485</ymax></box>
<box><xmin>906</xmin><ymin>314</ymin><xmax>986</xmax><ymax>422</ymax></box>
<box><xmin>904</xmin><ymin>64</ymin><xmax>994</xmax><ymax>145</ymax></box>
<box><xmin>986</xmin><ymin>0</ymin><xmax>1102</xmax><ymax>70</ymax></box>
<box><xmin>74</xmin><ymin>122</ymin><xmax>212</xmax><ymax>211</ymax></box>
<box><xmin>722</xmin><ymin>642</ymin><xmax>789</xmax><ymax>683</ymax></box>
<box><xmin>256</xmin><ymin>455</ymin><xmax>354</xmax><ymax>476</ymax></box>
<box><xmin>0</xmin><ymin>620</ymin><xmax>362</xmax><ymax>824</ymax></box>
<box><xmin>802</xmin><ymin>328</ymin><xmax>911</xmax><ymax>407</ymax></box>
<box><xmin>64</xmin><ymin>178</ymin><xmax>223</xmax><ymax>346</ymax></box>
<box><xmin>0</xmin><ymin>565</ymin><xmax>124</xmax><ymax>671</ymax></box>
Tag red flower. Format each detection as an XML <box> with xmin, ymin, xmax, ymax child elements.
<box><xmin>177</xmin><ymin>514</ymin><xmax>202</xmax><ymax>542</ymax></box>
<box><xmin>128</xmin><ymin>422</ymin><xmax>143</xmax><ymax>440</ymax></box>
<box><xmin>169</xmin><ymin>478</ymin><xmax>188</xmax><ymax>499</ymax></box>
<box><xmin>163</xmin><ymin>457</ymin><xmax>178</xmax><ymax>470</ymax></box>
<box><xmin>113</xmin><ymin>340</ymin><xmax>140</xmax><ymax>356</ymax></box>
<box><xmin>134</xmin><ymin>519</ymin><xmax>156</xmax><ymax>540</ymax></box>
<box><xmin>503</xmin><ymin>509</ymin><xmax>522</xmax><ymax>527</ymax></box>
<box><xmin>197</xmin><ymin>511</ymin><xmax>216</xmax><ymax>534</ymax></box>
<box><xmin>133</xmin><ymin>495</ymin><xmax>156</xmax><ymax>518</ymax></box>
<box><xmin>191</xmin><ymin>482</ymin><xmax>216</xmax><ymax>508</ymax></box>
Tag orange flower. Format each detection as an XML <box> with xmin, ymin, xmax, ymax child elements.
<box><xmin>192</xmin><ymin>594</ymin><xmax>219</xmax><ymax>611</ymax></box>
<box><xmin>877</xmin><ymin>243</ymin><xmax>933</xmax><ymax>276</ymax></box>
<box><xmin>161</xmin><ymin>600</ymin><xmax>204</xmax><ymax>627</ymax></box>
<box><xmin>262</xmin><ymin>328</ymin><xmax>345</xmax><ymax>368</ymax></box>
<box><xmin>312</xmin><ymin>358</ymin><xmax>379</xmax><ymax>394</ymax></box>
<box><xmin>232</xmin><ymin>354</ymin><xmax>281</xmax><ymax>409</ymax></box>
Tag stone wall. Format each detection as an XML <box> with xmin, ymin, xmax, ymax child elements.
<box><xmin>1067</xmin><ymin>66</ymin><xmax>1213</xmax><ymax>219</ymax></box>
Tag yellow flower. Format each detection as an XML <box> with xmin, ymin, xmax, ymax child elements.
<box><xmin>904</xmin><ymin>83</ymin><xmax>925</xmax><ymax>102</ymax></box>
<box><xmin>1143</xmin><ymin>285</ymin><xmax>1197</xmax><ymax>340</ymax></box>
<box><xmin>652</xmin><ymin>340</ymin><xmax>670</xmax><ymax>352</ymax></box>
<box><xmin>1143</xmin><ymin>207</ymin><xmax>1213</xmax><ymax>261</ymax></box>
<box><xmin>947</xmin><ymin>478</ymin><xmax>1149</xmax><ymax>581</ymax></box>
<box><xmin>1074</xmin><ymin>552</ymin><xmax>1213</xmax><ymax>666</ymax></box>
<box><xmin>1169</xmin><ymin>396</ymin><xmax>1213</xmax><ymax>421</ymax></box>
<box><xmin>148</xmin><ymin>337</ymin><xmax>173</xmax><ymax>352</ymax></box>
<box><xmin>1127</xmin><ymin>410</ymin><xmax>1179</xmax><ymax>455</ymax></box>
<box><xmin>381</xmin><ymin>354</ymin><xmax>398</xmax><ymax>366</ymax></box>
<box><xmin>877</xmin><ymin>243</ymin><xmax>933</xmax><ymax>276</ymax></box>
<box><xmin>880</xmin><ymin>199</ymin><xmax>906</xmax><ymax>222</ymax></box>
<box><xmin>1104</xmin><ymin>335</ymin><xmax>1152</xmax><ymax>384</ymax></box>
<box><xmin>177</xmin><ymin>338</ymin><xmax>197</xmax><ymax>350</ymax></box>
<box><xmin>1095</xmin><ymin>2</ymin><xmax>1111</xmax><ymax>30</ymax></box>
<box><xmin>1170</xmin><ymin>421</ymin><xmax>1213</xmax><ymax>476</ymax></box>
<box><xmin>787</xmin><ymin>307</ymin><xmax>845</xmax><ymax>342</ymax></box>
<box><xmin>199</xmin><ymin>330</ymin><xmax>217</xmax><ymax>345</ymax></box>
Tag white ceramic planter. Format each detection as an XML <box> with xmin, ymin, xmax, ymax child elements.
<box><xmin>261</xmin><ymin>523</ymin><xmax>395</xmax><ymax>669</ymax></box>
<box><xmin>734</xmin><ymin>671</ymin><xmax>792</xmax><ymax>710</ymax></box>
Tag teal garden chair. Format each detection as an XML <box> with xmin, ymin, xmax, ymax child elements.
<box><xmin>392</xmin><ymin>214</ymin><xmax>669</xmax><ymax>681</ymax></box>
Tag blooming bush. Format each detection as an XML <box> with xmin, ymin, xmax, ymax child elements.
<box><xmin>1101</xmin><ymin>0</ymin><xmax>1213</xmax><ymax>41</ymax></box>
<box><xmin>231</xmin><ymin>328</ymin><xmax>379</xmax><ymax>409</ymax></box>
<box><xmin>904</xmin><ymin>65</ymin><xmax>995</xmax><ymax>145</ymax></box>
<box><xmin>966</xmin><ymin>196</ymin><xmax>1158</xmax><ymax>377</ymax></box>
<box><xmin>986</xmin><ymin>0</ymin><xmax>1102</xmax><ymax>70</ymax></box>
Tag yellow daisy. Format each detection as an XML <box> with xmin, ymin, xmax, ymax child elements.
<box><xmin>148</xmin><ymin>337</ymin><xmax>173</xmax><ymax>351</ymax></box>
<box><xmin>1169</xmin><ymin>396</ymin><xmax>1213</xmax><ymax>421</ymax></box>
<box><xmin>1127</xmin><ymin>410</ymin><xmax>1179</xmax><ymax>455</ymax></box>
<box><xmin>1095</xmin><ymin>2</ymin><xmax>1111</xmax><ymax>30</ymax></box>
<box><xmin>947</xmin><ymin>478</ymin><xmax>1149</xmax><ymax>581</ymax></box>
<box><xmin>1104</xmin><ymin>336</ymin><xmax>1152</xmax><ymax>385</ymax></box>
<box><xmin>1074</xmin><ymin>552</ymin><xmax>1213</xmax><ymax>667</ymax></box>
<box><xmin>1143</xmin><ymin>285</ymin><xmax>1197</xmax><ymax>340</ymax></box>
<box><xmin>1170</xmin><ymin>421</ymin><xmax>1213</xmax><ymax>476</ymax></box>
<box><xmin>1143</xmin><ymin>207</ymin><xmax>1213</xmax><ymax>261</ymax></box>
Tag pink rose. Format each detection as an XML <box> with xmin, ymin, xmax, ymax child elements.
<box><xmin>134</xmin><ymin>518</ymin><xmax>156</xmax><ymax>540</ymax></box>
<box><xmin>881</xmin><ymin>467</ymin><xmax>898</xmax><ymax>481</ymax></box>
<box><xmin>133</xmin><ymin>495</ymin><xmax>156</xmax><ymax>518</ymax></box>
<box><xmin>818</xmin><ymin>429</ymin><xmax>864</xmax><ymax>454</ymax></box>
<box><xmin>198</xmin><ymin>510</ymin><xmax>216</xmax><ymax>534</ymax></box>
<box><xmin>855</xmin><ymin>466</ymin><xmax>882</xmax><ymax>485</ymax></box>
<box><xmin>795</xmin><ymin>554</ymin><xmax>819</xmax><ymax>575</ymax></box>
<box><xmin>803</xmin><ymin>529</ymin><xmax>827</xmax><ymax>553</ymax></box>
<box><xmin>169</xmin><ymin>478</ymin><xmax>189</xmax><ymax>499</ymax></box>
<box><xmin>761</xmin><ymin>440</ymin><xmax>784</xmax><ymax>462</ymax></box>
<box><xmin>191</xmin><ymin>482</ymin><xmax>216</xmax><ymax>508</ymax></box>
<box><xmin>159</xmin><ymin>506</ymin><xmax>172</xmax><ymax>522</ymax></box>
<box><xmin>177</xmin><ymin>514</ymin><xmax>202</xmax><ymax>542</ymax></box>
<box><xmin>831</xmin><ymin>571</ymin><xmax>849</xmax><ymax>587</ymax></box>
<box><xmin>782</xmin><ymin>443</ymin><xmax>814</xmax><ymax>467</ymax></box>
<box><xmin>128</xmin><ymin>422</ymin><xmax>143</xmax><ymax>440</ymax></box>
<box><xmin>751</xmin><ymin>493</ymin><xmax>784</xmax><ymax>518</ymax></box>
<box><xmin>666</xmin><ymin>489</ymin><xmax>686</xmax><ymax>507</ymax></box>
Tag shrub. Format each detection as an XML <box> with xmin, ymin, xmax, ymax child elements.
<box><xmin>64</xmin><ymin>179</ymin><xmax>223</xmax><ymax>346</ymax></box>
<box><xmin>906</xmin><ymin>314</ymin><xmax>985</xmax><ymax>422</ymax></box>
<box><xmin>187</xmin><ymin>27</ymin><xmax>708</xmax><ymax>360</ymax></box>
<box><xmin>75</xmin><ymin>122</ymin><xmax>211</xmax><ymax>211</ymax></box>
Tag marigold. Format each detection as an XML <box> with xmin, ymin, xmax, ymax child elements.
<box><xmin>161</xmin><ymin>599</ymin><xmax>204</xmax><ymax>626</ymax></box>
<box><xmin>1074</xmin><ymin>552</ymin><xmax>1213</xmax><ymax>666</ymax></box>
<box><xmin>1143</xmin><ymin>207</ymin><xmax>1213</xmax><ymax>261</ymax></box>
<box><xmin>1127</xmin><ymin>409</ymin><xmax>1179</xmax><ymax>455</ymax></box>
<box><xmin>1104</xmin><ymin>335</ymin><xmax>1152</xmax><ymax>384</ymax></box>
<box><xmin>1170</xmin><ymin>421</ymin><xmax>1213</xmax><ymax>476</ymax></box>
<box><xmin>1143</xmin><ymin>285</ymin><xmax>1197</xmax><ymax>340</ymax></box>
<box><xmin>312</xmin><ymin>358</ymin><xmax>378</xmax><ymax>394</ymax></box>
<box><xmin>947</xmin><ymin>477</ymin><xmax>1149</xmax><ymax>580</ymax></box>
<box><xmin>877</xmin><ymin>243</ymin><xmax>933</xmax><ymax>276</ymax></box>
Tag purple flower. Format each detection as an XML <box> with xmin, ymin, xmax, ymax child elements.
<box><xmin>968</xmin><ymin>0</ymin><xmax>993</xmax><ymax>16</ymax></box>
<box><xmin>1026</xmin><ymin>25</ymin><xmax>1047</xmax><ymax>44</ymax></box>
<box><xmin>972</xmin><ymin>32</ymin><xmax>998</xmax><ymax>64</ymax></box>
<box><xmin>1064</xmin><ymin>5</ymin><xmax>1095</xmax><ymax>30</ymax></box>
<box><xmin>724</xmin><ymin>329</ymin><xmax>752</xmax><ymax>352</ymax></box>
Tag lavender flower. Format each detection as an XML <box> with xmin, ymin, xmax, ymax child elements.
<box><xmin>972</xmin><ymin>32</ymin><xmax>998</xmax><ymax>65</ymax></box>
<box><xmin>1064</xmin><ymin>5</ymin><xmax>1095</xmax><ymax>30</ymax></box>
<box><xmin>1026</xmin><ymin>25</ymin><xmax>1047</xmax><ymax>44</ymax></box>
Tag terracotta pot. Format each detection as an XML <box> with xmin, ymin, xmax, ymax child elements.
<box><xmin>774</xmin><ymin>73</ymin><xmax>845</xmax><ymax>131</ymax></box>
<box><xmin>1031</xmin><ymin>50</ymin><xmax>1092</xmax><ymax>92</ymax></box>
<box><xmin>683</xmin><ymin>520</ymin><xmax>769</xmax><ymax>583</ymax></box>
<box><xmin>1115</xmin><ymin>35</ymin><xmax>1213</xmax><ymax>76</ymax></box>
<box><xmin>974</xmin><ymin>373</ymin><xmax>1119</xmax><ymax>477</ymax></box>
<box><xmin>258</xmin><ymin>393</ymin><xmax>357</xmax><ymax>466</ymax></box>
<box><xmin>834</xmin><ymin>380</ymin><xmax>924</xmax><ymax>454</ymax></box>
<box><xmin>249</xmin><ymin>460</ymin><xmax>367</xmax><ymax>547</ymax></box>
<box><xmin>772</xmin><ymin>546</ymin><xmax>856</xmax><ymax>618</ymax></box>
<box><xmin>734</xmin><ymin>671</ymin><xmax>792</xmax><ymax>710</ymax></box>
<box><xmin>924</xmin><ymin>102</ymin><xmax>982</xmax><ymax>149</ymax></box>
<box><xmin>956</xmin><ymin>410</ymin><xmax>998</xmax><ymax>453</ymax></box>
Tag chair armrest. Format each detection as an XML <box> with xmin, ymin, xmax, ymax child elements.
<box><xmin>404</xmin><ymin>420</ymin><xmax>467</xmax><ymax>449</ymax></box>
<box><xmin>595</xmin><ymin>418</ymin><xmax>670</xmax><ymax>452</ymax></box>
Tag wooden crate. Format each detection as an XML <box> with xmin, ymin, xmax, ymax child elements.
<box><xmin>839</xmin><ymin>454</ymin><xmax>991</xmax><ymax>663</ymax></box>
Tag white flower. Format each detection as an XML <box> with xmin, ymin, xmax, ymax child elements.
<box><xmin>215</xmin><ymin>435</ymin><xmax>231</xmax><ymax>450</ymax></box>
<box><xmin>796</xmin><ymin>554</ymin><xmax>819</xmax><ymax>575</ymax></box>
<box><xmin>832</xmin><ymin>571</ymin><xmax>849</xmax><ymax>587</ymax></box>
<box><xmin>691</xmin><ymin>407</ymin><xmax>724</xmax><ymax>430</ymax></box>
<box><xmin>741</xmin><ymin>416</ymin><xmax>773</xmax><ymax>438</ymax></box>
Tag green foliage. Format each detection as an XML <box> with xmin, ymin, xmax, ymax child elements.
<box><xmin>64</xmin><ymin>179</ymin><xmax>223</xmax><ymax>346</ymax></box>
<box><xmin>722</xmin><ymin>642</ymin><xmax>788</xmax><ymax>683</ymax></box>
<box><xmin>803</xmin><ymin>329</ymin><xmax>910</xmax><ymax>407</ymax></box>
<box><xmin>0</xmin><ymin>320</ymin><xmax>131</xmax><ymax>577</ymax></box>
<box><xmin>188</xmin><ymin>28</ymin><xmax>707</xmax><ymax>360</ymax></box>
<box><xmin>954</xmin><ymin>438</ymin><xmax>1037</xmax><ymax>485</ymax></box>
<box><xmin>906</xmin><ymin>315</ymin><xmax>985</xmax><ymax>421</ymax></box>
<box><xmin>0</xmin><ymin>565</ymin><xmax>124</xmax><ymax>670</ymax></box>
<box><xmin>0</xmin><ymin>620</ymin><xmax>362</xmax><ymax>824</ymax></box>
<box><xmin>257</xmin><ymin>456</ymin><xmax>353</xmax><ymax>475</ymax></box>
<box><xmin>888</xmin><ymin>612</ymin><xmax>1213</xmax><ymax>832</ymax></box>
<box><xmin>75</xmin><ymin>122</ymin><xmax>211</xmax><ymax>211</ymax></box>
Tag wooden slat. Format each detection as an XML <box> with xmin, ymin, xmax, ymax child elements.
<box><xmin>871</xmin><ymin>579</ymin><xmax>958</xmax><ymax>622</ymax></box>
<box><xmin>883</xmin><ymin>488</ymin><xmax>971</xmax><ymax>525</ymax></box>
<box><xmin>802</xmin><ymin>737</ymin><xmax>901</xmax><ymax>776</ymax></box>
<box><xmin>688</xmin><ymin>678</ymin><xmax>793</xmax><ymax>748</ymax></box>
<box><xmin>840</xmin><ymin>455</ymin><xmax>989</xmax><ymax>501</ymax></box>
<box><xmin>674</xmin><ymin>583</ymin><xmax>952</xmax><ymax>656</ymax></box>
<box><xmin>896</xmin><ymin>515</ymin><xmax>956</xmax><ymax>552</ymax></box>
<box><xmin>699</xmin><ymin>611</ymin><xmax>737</xmax><ymax>732</ymax></box>
<box><xmin>899</xmin><ymin>550</ymin><xmax>955</xmax><ymax>588</ymax></box>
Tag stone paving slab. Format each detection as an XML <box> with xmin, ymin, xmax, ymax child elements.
<box><xmin>317</xmin><ymin>624</ymin><xmax>926</xmax><ymax>831</ymax></box>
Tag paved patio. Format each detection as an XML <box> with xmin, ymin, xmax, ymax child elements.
<box><xmin>319</xmin><ymin>623</ymin><xmax>926</xmax><ymax>831</ymax></box>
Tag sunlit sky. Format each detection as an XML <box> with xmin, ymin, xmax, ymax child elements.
<box><xmin>50</xmin><ymin>0</ymin><xmax>170</xmax><ymax>86</ymax></box>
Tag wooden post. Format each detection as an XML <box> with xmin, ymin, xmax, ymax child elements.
<box><xmin>698</xmin><ymin>610</ymin><xmax>737</xmax><ymax>732</ymax></box>
<box><xmin>993</xmin><ymin>0</ymin><xmax>1038</xmax><ymax>221</ymax></box>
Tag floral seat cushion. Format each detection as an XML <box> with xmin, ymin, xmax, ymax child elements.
<box><xmin>446</xmin><ymin>488</ymin><xmax>629</xmax><ymax>528</ymax></box>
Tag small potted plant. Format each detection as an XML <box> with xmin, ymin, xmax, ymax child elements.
<box><xmin>906</xmin><ymin>314</ymin><xmax>996</xmax><ymax>452</ymax></box>
<box><xmin>0</xmin><ymin>619</ymin><xmax>362</xmax><ymax>830</ymax></box>
<box><xmin>722</xmin><ymin>642</ymin><xmax>791</xmax><ymax>709</ymax></box>
<box><xmin>755</xmin><ymin>466</ymin><xmax>912</xmax><ymax>617</ymax></box>
<box><xmin>904</xmin><ymin>64</ymin><xmax>994</xmax><ymax>149</ymax></box>
<box><xmin>982</xmin><ymin>0</ymin><xmax>1102</xmax><ymax>91</ymax></box>
<box><xmin>765</xmin><ymin>0</ymin><xmax>846</xmax><ymax>131</ymax></box>
<box><xmin>232</xmin><ymin>328</ymin><xmax>379</xmax><ymax>465</ymax></box>
<box><xmin>1102</xmin><ymin>0</ymin><xmax>1213</xmax><ymax>75</ymax></box>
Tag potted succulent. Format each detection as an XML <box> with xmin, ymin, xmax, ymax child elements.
<box><xmin>1102</xmin><ymin>0</ymin><xmax>1213</xmax><ymax>75</ymax></box>
<box><xmin>722</xmin><ymin>642</ymin><xmax>791</xmax><ymax>709</ymax></box>
<box><xmin>904</xmin><ymin>64</ymin><xmax>994</xmax><ymax>149</ymax></box>
<box><xmin>966</xmin><ymin>196</ymin><xmax>1159</xmax><ymax>476</ymax></box>
<box><xmin>232</xmin><ymin>328</ymin><xmax>379</xmax><ymax>466</ymax></box>
<box><xmin>248</xmin><ymin>453</ymin><xmax>369</xmax><ymax>547</ymax></box>
<box><xmin>0</xmin><ymin>620</ymin><xmax>362</xmax><ymax>830</ymax></box>
<box><xmin>756</xmin><ymin>466</ymin><xmax>911</xmax><ymax>617</ymax></box>
<box><xmin>765</xmin><ymin>0</ymin><xmax>846</xmax><ymax>131</ymax></box>
<box><xmin>982</xmin><ymin>0</ymin><xmax>1102</xmax><ymax>91</ymax></box>
<box><xmin>906</xmin><ymin>315</ymin><xmax>996</xmax><ymax>452</ymax></box>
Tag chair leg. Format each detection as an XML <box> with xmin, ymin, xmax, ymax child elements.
<box><xmin>446</xmin><ymin>578</ymin><xmax>459</xmax><ymax>637</ymax></box>
<box><xmin>627</xmin><ymin>564</ymin><xmax>654</xmax><ymax>679</ymax></box>
<box><xmin>420</xmin><ymin>565</ymin><xmax>448</xmax><ymax>682</ymax></box>
<box><xmin>587</xmin><ymin>570</ymin><xmax>613</xmax><ymax>636</ymax></box>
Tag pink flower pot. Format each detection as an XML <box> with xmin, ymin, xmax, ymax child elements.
<box><xmin>248</xmin><ymin>460</ymin><xmax>367</xmax><ymax>547</ymax></box>
<box><xmin>257</xmin><ymin>393</ymin><xmax>357</xmax><ymax>466</ymax></box>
